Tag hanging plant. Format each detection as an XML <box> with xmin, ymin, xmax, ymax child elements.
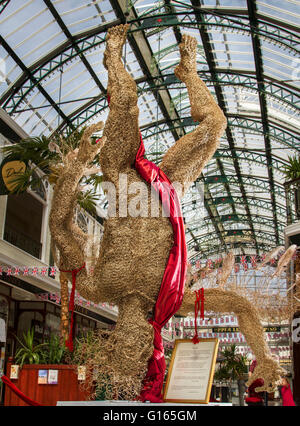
<box><xmin>283</xmin><ymin>155</ymin><xmax>300</xmax><ymax>181</ymax></box>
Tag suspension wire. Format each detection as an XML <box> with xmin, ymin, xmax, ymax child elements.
<box><xmin>124</xmin><ymin>0</ymin><xmax>129</xmax><ymax>68</ymax></box>
<box><xmin>57</xmin><ymin>65</ymin><xmax>63</xmax><ymax>128</ymax></box>
<box><xmin>155</xmin><ymin>12</ymin><xmax>162</xmax><ymax>164</ymax></box>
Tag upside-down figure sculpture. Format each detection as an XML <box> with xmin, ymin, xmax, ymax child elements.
<box><xmin>49</xmin><ymin>24</ymin><xmax>284</xmax><ymax>401</ymax></box>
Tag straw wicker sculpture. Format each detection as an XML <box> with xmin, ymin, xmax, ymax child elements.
<box><xmin>49</xmin><ymin>24</ymin><xmax>283</xmax><ymax>398</ymax></box>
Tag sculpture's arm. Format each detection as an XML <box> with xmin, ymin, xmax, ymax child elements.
<box><xmin>49</xmin><ymin>123</ymin><xmax>106</xmax><ymax>302</ymax></box>
<box><xmin>178</xmin><ymin>287</ymin><xmax>285</xmax><ymax>392</ymax></box>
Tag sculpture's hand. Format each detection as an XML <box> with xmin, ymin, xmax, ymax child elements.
<box><xmin>246</xmin><ymin>357</ymin><xmax>285</xmax><ymax>393</ymax></box>
<box><xmin>62</xmin><ymin>122</ymin><xmax>106</xmax><ymax>169</ymax></box>
<box><xmin>77</xmin><ymin>122</ymin><xmax>107</xmax><ymax>164</ymax></box>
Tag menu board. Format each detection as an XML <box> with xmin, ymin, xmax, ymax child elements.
<box><xmin>164</xmin><ymin>338</ymin><xmax>219</xmax><ymax>404</ymax></box>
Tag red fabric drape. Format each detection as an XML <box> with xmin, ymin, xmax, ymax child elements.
<box><xmin>135</xmin><ymin>132</ymin><xmax>187</xmax><ymax>402</ymax></box>
<box><xmin>59</xmin><ymin>264</ymin><xmax>85</xmax><ymax>352</ymax></box>
<box><xmin>1</xmin><ymin>375</ymin><xmax>42</xmax><ymax>406</ymax></box>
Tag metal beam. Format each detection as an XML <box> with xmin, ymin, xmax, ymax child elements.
<box><xmin>0</xmin><ymin>35</ymin><xmax>73</xmax><ymax>130</ymax></box>
<box><xmin>0</xmin><ymin>0</ymin><xmax>10</xmax><ymax>15</ymax></box>
<box><xmin>140</xmin><ymin>116</ymin><xmax>298</xmax><ymax>152</ymax></box>
<box><xmin>188</xmin><ymin>214</ymin><xmax>286</xmax><ymax>234</ymax></box>
<box><xmin>187</xmin><ymin>229</ymin><xmax>282</xmax><ymax>249</ymax></box>
<box><xmin>0</xmin><ymin>19</ymin><xmax>120</xmax><ymax>109</ymax></box>
<box><xmin>43</xmin><ymin>0</ymin><xmax>106</xmax><ymax>94</ymax></box>
<box><xmin>202</xmin><ymin>174</ymin><xmax>285</xmax><ymax>198</ymax></box>
<box><xmin>1</xmin><ymin>13</ymin><xmax>298</xmax><ymax>118</ymax></box>
<box><xmin>170</xmin><ymin>2</ymin><xmax>300</xmax><ymax>34</ymax></box>
<box><xmin>247</xmin><ymin>0</ymin><xmax>280</xmax><ymax>245</ymax></box>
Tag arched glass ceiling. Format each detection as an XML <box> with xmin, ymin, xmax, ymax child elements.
<box><xmin>0</xmin><ymin>0</ymin><xmax>299</xmax><ymax>262</ymax></box>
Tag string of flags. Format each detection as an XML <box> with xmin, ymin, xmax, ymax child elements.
<box><xmin>190</xmin><ymin>252</ymin><xmax>297</xmax><ymax>274</ymax></box>
<box><xmin>35</xmin><ymin>290</ymin><xmax>118</xmax><ymax>314</ymax></box>
<box><xmin>0</xmin><ymin>266</ymin><xmax>95</xmax><ymax>277</ymax></box>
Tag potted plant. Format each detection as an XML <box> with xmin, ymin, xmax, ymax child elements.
<box><xmin>214</xmin><ymin>345</ymin><xmax>248</xmax><ymax>406</ymax></box>
<box><xmin>14</xmin><ymin>329</ymin><xmax>48</xmax><ymax>367</ymax></box>
<box><xmin>4</xmin><ymin>329</ymin><xmax>92</xmax><ymax>406</ymax></box>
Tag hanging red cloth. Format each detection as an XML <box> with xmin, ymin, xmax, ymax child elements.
<box><xmin>59</xmin><ymin>263</ymin><xmax>85</xmax><ymax>352</ymax></box>
<box><xmin>135</xmin><ymin>132</ymin><xmax>187</xmax><ymax>402</ymax></box>
<box><xmin>0</xmin><ymin>375</ymin><xmax>42</xmax><ymax>406</ymax></box>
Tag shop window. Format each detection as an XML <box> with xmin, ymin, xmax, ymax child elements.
<box><xmin>8</xmin><ymin>300</ymin><xmax>15</xmax><ymax>328</ymax></box>
<box><xmin>4</xmin><ymin>192</ymin><xmax>43</xmax><ymax>259</ymax></box>
<box><xmin>0</xmin><ymin>295</ymin><xmax>8</xmax><ymax>344</ymax></box>
<box><xmin>17</xmin><ymin>311</ymin><xmax>44</xmax><ymax>342</ymax></box>
<box><xmin>45</xmin><ymin>312</ymin><xmax>60</xmax><ymax>335</ymax></box>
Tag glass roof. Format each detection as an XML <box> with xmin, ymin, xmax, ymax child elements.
<box><xmin>0</xmin><ymin>0</ymin><xmax>299</xmax><ymax>263</ymax></box>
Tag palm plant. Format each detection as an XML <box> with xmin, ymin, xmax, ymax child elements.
<box><xmin>282</xmin><ymin>155</ymin><xmax>300</xmax><ymax>221</ymax></box>
<box><xmin>14</xmin><ymin>329</ymin><xmax>48</xmax><ymax>367</ymax></box>
<box><xmin>214</xmin><ymin>344</ymin><xmax>248</xmax><ymax>405</ymax></box>
<box><xmin>1</xmin><ymin>129</ymin><xmax>103</xmax><ymax>214</ymax></box>
<box><xmin>283</xmin><ymin>155</ymin><xmax>300</xmax><ymax>182</ymax></box>
<box><xmin>1</xmin><ymin>129</ymin><xmax>103</xmax><ymax>341</ymax></box>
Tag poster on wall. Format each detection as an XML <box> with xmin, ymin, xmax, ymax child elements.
<box><xmin>77</xmin><ymin>366</ymin><xmax>86</xmax><ymax>381</ymax></box>
<box><xmin>48</xmin><ymin>369</ymin><xmax>58</xmax><ymax>385</ymax></box>
<box><xmin>10</xmin><ymin>365</ymin><xmax>20</xmax><ymax>379</ymax></box>
<box><xmin>38</xmin><ymin>370</ymin><xmax>48</xmax><ymax>384</ymax></box>
<box><xmin>163</xmin><ymin>338</ymin><xmax>219</xmax><ymax>404</ymax></box>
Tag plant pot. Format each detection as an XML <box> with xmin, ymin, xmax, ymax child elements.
<box><xmin>4</xmin><ymin>361</ymin><xmax>93</xmax><ymax>406</ymax></box>
<box><xmin>221</xmin><ymin>385</ymin><xmax>230</xmax><ymax>403</ymax></box>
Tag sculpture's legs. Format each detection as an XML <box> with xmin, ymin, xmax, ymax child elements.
<box><xmin>160</xmin><ymin>35</ymin><xmax>227</xmax><ymax>192</ymax></box>
<box><xmin>101</xmin><ymin>24</ymin><xmax>140</xmax><ymax>183</ymax></box>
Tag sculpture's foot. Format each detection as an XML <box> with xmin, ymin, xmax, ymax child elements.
<box><xmin>174</xmin><ymin>34</ymin><xmax>197</xmax><ymax>82</ymax></box>
<box><xmin>103</xmin><ymin>23</ymin><xmax>129</xmax><ymax>69</ymax></box>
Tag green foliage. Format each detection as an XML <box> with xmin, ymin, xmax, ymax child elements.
<box><xmin>1</xmin><ymin>136</ymin><xmax>58</xmax><ymax>171</ymax></box>
<box><xmin>77</xmin><ymin>189</ymin><xmax>99</xmax><ymax>216</ymax></box>
<box><xmin>4</xmin><ymin>166</ymin><xmax>48</xmax><ymax>194</ymax></box>
<box><xmin>214</xmin><ymin>344</ymin><xmax>248</xmax><ymax>383</ymax></box>
<box><xmin>84</xmin><ymin>174</ymin><xmax>103</xmax><ymax>191</ymax></box>
<box><xmin>14</xmin><ymin>329</ymin><xmax>70</xmax><ymax>367</ymax></box>
<box><xmin>283</xmin><ymin>155</ymin><xmax>300</xmax><ymax>181</ymax></box>
<box><xmin>1</xmin><ymin>128</ymin><xmax>102</xmax><ymax>214</ymax></box>
<box><xmin>214</xmin><ymin>364</ymin><xmax>232</xmax><ymax>382</ymax></box>
<box><xmin>40</xmin><ymin>335</ymin><xmax>68</xmax><ymax>365</ymax></box>
<box><xmin>14</xmin><ymin>329</ymin><xmax>48</xmax><ymax>367</ymax></box>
